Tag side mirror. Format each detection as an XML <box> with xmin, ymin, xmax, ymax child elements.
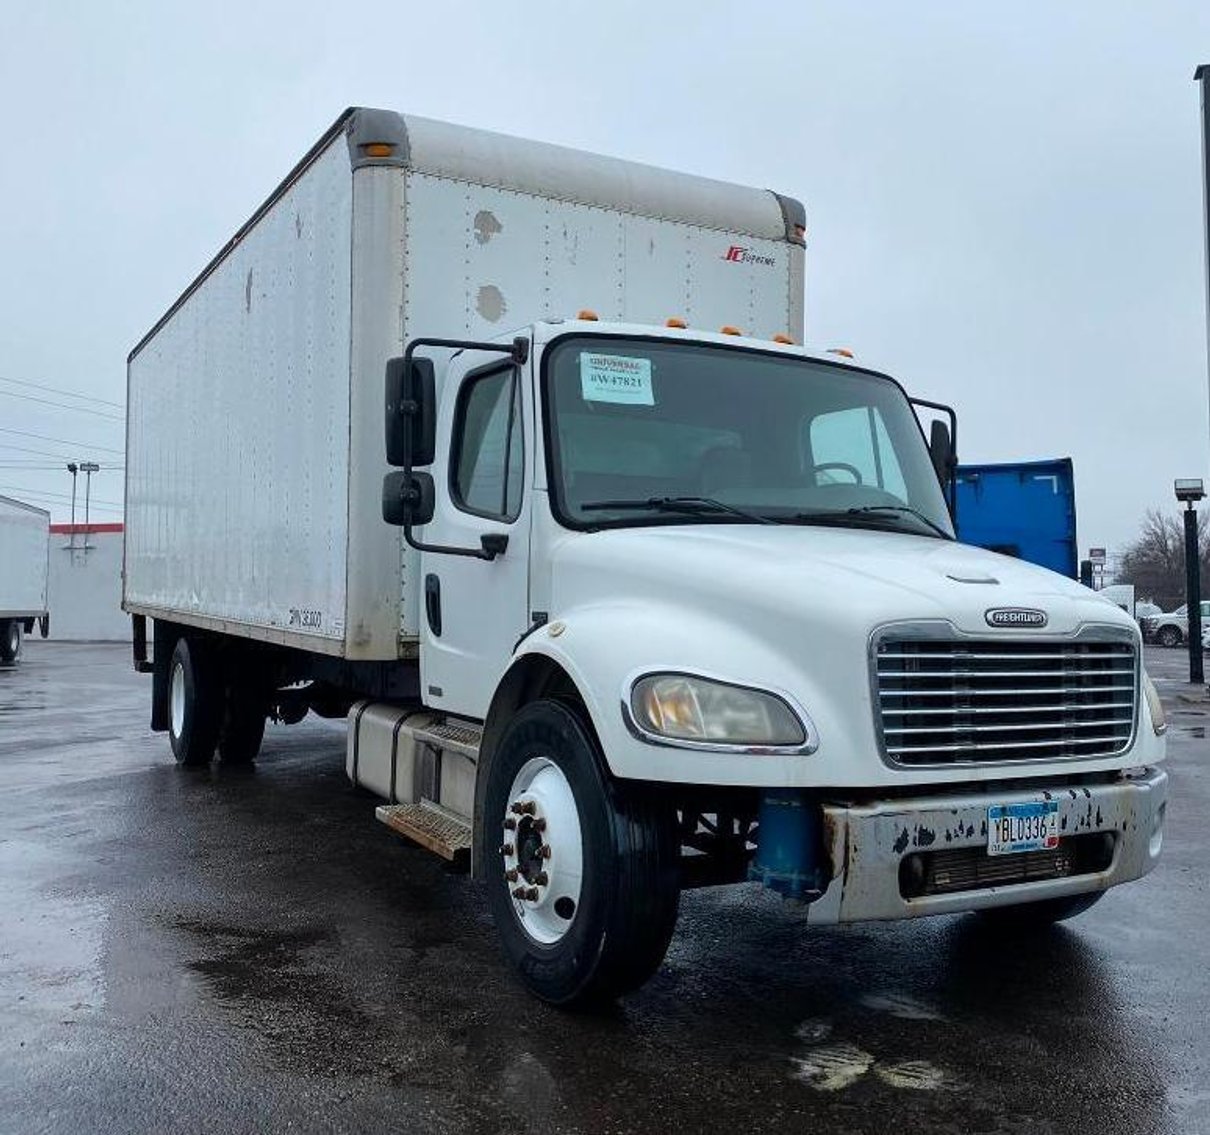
<box><xmin>928</xmin><ymin>419</ymin><xmax>956</xmax><ymax>486</ymax></box>
<box><xmin>385</xmin><ymin>357</ymin><xmax>436</xmax><ymax>467</ymax></box>
<box><xmin>382</xmin><ymin>470</ymin><xmax>436</xmax><ymax>527</ymax></box>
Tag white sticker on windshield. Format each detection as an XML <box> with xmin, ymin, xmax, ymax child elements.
<box><xmin>579</xmin><ymin>352</ymin><xmax>654</xmax><ymax>405</ymax></box>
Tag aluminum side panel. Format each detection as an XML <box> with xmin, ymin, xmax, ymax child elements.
<box><xmin>402</xmin><ymin>172</ymin><xmax>798</xmax><ymax>341</ymax></box>
<box><xmin>125</xmin><ymin>140</ymin><xmax>352</xmax><ymax>646</ymax></box>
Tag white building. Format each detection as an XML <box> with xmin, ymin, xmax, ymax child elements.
<box><xmin>46</xmin><ymin>523</ymin><xmax>127</xmax><ymax>641</ymax></box>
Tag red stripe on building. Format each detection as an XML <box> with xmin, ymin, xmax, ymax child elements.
<box><xmin>49</xmin><ymin>522</ymin><xmax>124</xmax><ymax>535</ymax></box>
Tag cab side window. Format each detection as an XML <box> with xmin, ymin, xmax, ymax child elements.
<box><xmin>451</xmin><ymin>367</ymin><xmax>524</xmax><ymax>521</ymax></box>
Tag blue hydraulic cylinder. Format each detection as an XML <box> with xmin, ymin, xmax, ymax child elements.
<box><xmin>749</xmin><ymin>788</ymin><xmax>827</xmax><ymax>900</ymax></box>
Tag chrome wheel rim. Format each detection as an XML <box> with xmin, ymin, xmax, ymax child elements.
<box><xmin>501</xmin><ymin>756</ymin><xmax>584</xmax><ymax>945</ymax></box>
<box><xmin>170</xmin><ymin>660</ymin><xmax>186</xmax><ymax>738</ymax></box>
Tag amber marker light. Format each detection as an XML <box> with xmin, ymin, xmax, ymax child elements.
<box><xmin>362</xmin><ymin>143</ymin><xmax>395</xmax><ymax>158</ymax></box>
<box><xmin>827</xmin><ymin>347</ymin><xmax>855</xmax><ymax>358</ymax></box>
<box><xmin>772</xmin><ymin>334</ymin><xmax>794</xmax><ymax>344</ymax></box>
<box><xmin>719</xmin><ymin>325</ymin><xmax>743</xmax><ymax>336</ymax></box>
<box><xmin>577</xmin><ymin>309</ymin><xmax>599</xmax><ymax>321</ymax></box>
<box><xmin>666</xmin><ymin>317</ymin><xmax>688</xmax><ymax>329</ymax></box>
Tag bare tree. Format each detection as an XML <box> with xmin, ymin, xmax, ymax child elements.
<box><xmin>1115</xmin><ymin>508</ymin><xmax>1210</xmax><ymax>610</ymax></box>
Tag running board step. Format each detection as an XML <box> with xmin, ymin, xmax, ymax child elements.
<box><xmin>376</xmin><ymin>799</ymin><xmax>472</xmax><ymax>866</ymax></box>
<box><xmin>409</xmin><ymin>719</ymin><xmax>483</xmax><ymax>760</ymax></box>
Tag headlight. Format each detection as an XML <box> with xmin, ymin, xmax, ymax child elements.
<box><xmin>1142</xmin><ymin>672</ymin><xmax>1167</xmax><ymax>736</ymax></box>
<box><xmin>629</xmin><ymin>673</ymin><xmax>812</xmax><ymax>749</ymax></box>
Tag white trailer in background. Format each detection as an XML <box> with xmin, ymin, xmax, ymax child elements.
<box><xmin>125</xmin><ymin>108</ymin><xmax>1167</xmax><ymax>1005</ymax></box>
<box><xmin>0</xmin><ymin>495</ymin><xmax>50</xmax><ymax>663</ymax></box>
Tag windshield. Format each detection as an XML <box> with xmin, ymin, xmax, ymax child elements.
<box><xmin>543</xmin><ymin>336</ymin><xmax>954</xmax><ymax>537</ymax></box>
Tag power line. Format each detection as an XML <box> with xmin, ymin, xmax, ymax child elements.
<box><xmin>0</xmin><ymin>388</ymin><xmax>125</xmax><ymax>422</ymax></box>
<box><xmin>0</xmin><ymin>426</ymin><xmax>123</xmax><ymax>454</ymax></box>
<box><xmin>0</xmin><ymin>483</ymin><xmax>123</xmax><ymax>507</ymax></box>
<box><xmin>0</xmin><ymin>461</ymin><xmax>123</xmax><ymax>470</ymax></box>
<box><xmin>0</xmin><ymin>374</ymin><xmax>124</xmax><ymax>410</ymax></box>
<box><xmin>0</xmin><ymin>442</ymin><xmax>94</xmax><ymax>460</ymax></box>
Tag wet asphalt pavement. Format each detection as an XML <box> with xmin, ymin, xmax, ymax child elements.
<box><xmin>1</xmin><ymin>642</ymin><xmax>1208</xmax><ymax>1135</ymax></box>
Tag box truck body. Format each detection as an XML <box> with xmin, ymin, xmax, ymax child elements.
<box><xmin>124</xmin><ymin>110</ymin><xmax>804</xmax><ymax>661</ymax></box>
<box><xmin>0</xmin><ymin>495</ymin><xmax>50</xmax><ymax>662</ymax></box>
<box><xmin>124</xmin><ymin>109</ymin><xmax>1167</xmax><ymax>1005</ymax></box>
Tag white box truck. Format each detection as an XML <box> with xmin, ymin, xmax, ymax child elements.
<box><xmin>125</xmin><ymin>108</ymin><xmax>1168</xmax><ymax>1004</ymax></box>
<box><xmin>0</xmin><ymin>495</ymin><xmax>50</xmax><ymax>663</ymax></box>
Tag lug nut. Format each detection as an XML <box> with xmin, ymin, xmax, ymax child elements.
<box><xmin>503</xmin><ymin>817</ymin><xmax>517</xmax><ymax>831</ymax></box>
<box><xmin>533</xmin><ymin>817</ymin><xmax>547</xmax><ymax>832</ymax></box>
<box><xmin>510</xmin><ymin>801</ymin><xmax>536</xmax><ymax>816</ymax></box>
<box><xmin>505</xmin><ymin>868</ymin><xmax>519</xmax><ymax>883</ymax></box>
<box><xmin>512</xmin><ymin>886</ymin><xmax>539</xmax><ymax>902</ymax></box>
<box><xmin>535</xmin><ymin>872</ymin><xmax>549</xmax><ymax>886</ymax></box>
<box><xmin>539</xmin><ymin>844</ymin><xmax>553</xmax><ymax>859</ymax></box>
<box><xmin>499</xmin><ymin>843</ymin><xmax>514</xmax><ymax>857</ymax></box>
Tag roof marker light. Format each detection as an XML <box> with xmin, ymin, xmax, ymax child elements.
<box><xmin>666</xmin><ymin>317</ymin><xmax>688</xmax><ymax>329</ymax></box>
<box><xmin>719</xmin><ymin>325</ymin><xmax>743</xmax><ymax>336</ymax></box>
<box><xmin>362</xmin><ymin>143</ymin><xmax>395</xmax><ymax>158</ymax></box>
<box><xmin>772</xmin><ymin>334</ymin><xmax>794</xmax><ymax>345</ymax></box>
<box><xmin>827</xmin><ymin>348</ymin><xmax>855</xmax><ymax>358</ymax></box>
<box><xmin>577</xmin><ymin>309</ymin><xmax>599</xmax><ymax>321</ymax></box>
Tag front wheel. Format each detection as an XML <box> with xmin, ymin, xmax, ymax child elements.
<box><xmin>0</xmin><ymin>620</ymin><xmax>21</xmax><ymax>664</ymax></box>
<box><xmin>482</xmin><ymin>699</ymin><xmax>681</xmax><ymax>1006</ymax></box>
<box><xmin>976</xmin><ymin>891</ymin><xmax>1103</xmax><ymax>927</ymax></box>
<box><xmin>1157</xmin><ymin>625</ymin><xmax>1183</xmax><ymax>648</ymax></box>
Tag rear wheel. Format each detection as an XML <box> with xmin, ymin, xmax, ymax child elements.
<box><xmin>0</xmin><ymin>620</ymin><xmax>21</xmax><ymax>663</ymax></box>
<box><xmin>217</xmin><ymin>681</ymin><xmax>267</xmax><ymax>765</ymax></box>
<box><xmin>168</xmin><ymin>637</ymin><xmax>222</xmax><ymax>766</ymax></box>
<box><xmin>482</xmin><ymin>699</ymin><xmax>681</xmax><ymax>1006</ymax></box>
<box><xmin>1157</xmin><ymin>625</ymin><xmax>1183</xmax><ymax>648</ymax></box>
<box><xmin>976</xmin><ymin>891</ymin><xmax>1103</xmax><ymax>927</ymax></box>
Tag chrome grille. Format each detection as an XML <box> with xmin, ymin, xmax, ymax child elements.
<box><xmin>874</xmin><ymin>633</ymin><xmax>1137</xmax><ymax>766</ymax></box>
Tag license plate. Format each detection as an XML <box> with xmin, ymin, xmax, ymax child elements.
<box><xmin>987</xmin><ymin>800</ymin><xmax>1060</xmax><ymax>856</ymax></box>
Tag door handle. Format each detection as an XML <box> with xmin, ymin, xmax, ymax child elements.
<box><xmin>425</xmin><ymin>573</ymin><xmax>442</xmax><ymax>637</ymax></box>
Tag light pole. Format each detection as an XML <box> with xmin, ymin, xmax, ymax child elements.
<box><xmin>1175</xmin><ymin>478</ymin><xmax>1205</xmax><ymax>684</ymax></box>
<box><xmin>80</xmin><ymin>461</ymin><xmax>100</xmax><ymax>547</ymax></box>
<box><xmin>65</xmin><ymin>462</ymin><xmax>79</xmax><ymax>551</ymax></box>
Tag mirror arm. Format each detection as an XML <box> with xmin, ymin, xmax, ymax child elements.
<box><xmin>910</xmin><ymin>396</ymin><xmax>959</xmax><ymax>515</ymax></box>
<box><xmin>389</xmin><ymin>333</ymin><xmax>529</xmax><ymax>561</ymax></box>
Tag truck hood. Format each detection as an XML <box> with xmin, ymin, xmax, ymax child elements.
<box><xmin>548</xmin><ymin>523</ymin><xmax>1129</xmax><ymax>640</ymax></box>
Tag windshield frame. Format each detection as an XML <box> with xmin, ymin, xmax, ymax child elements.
<box><xmin>539</xmin><ymin>332</ymin><xmax>953</xmax><ymax>536</ymax></box>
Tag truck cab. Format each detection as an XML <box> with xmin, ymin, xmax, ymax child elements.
<box><xmin>371</xmin><ymin>317</ymin><xmax>1167</xmax><ymax>1002</ymax></box>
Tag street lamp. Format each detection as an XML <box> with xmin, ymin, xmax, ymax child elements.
<box><xmin>66</xmin><ymin>462</ymin><xmax>79</xmax><ymax>551</ymax></box>
<box><xmin>80</xmin><ymin>461</ymin><xmax>100</xmax><ymax>547</ymax></box>
<box><xmin>1174</xmin><ymin>477</ymin><xmax>1205</xmax><ymax>684</ymax></box>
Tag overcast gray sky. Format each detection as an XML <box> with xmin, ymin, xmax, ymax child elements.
<box><xmin>2</xmin><ymin>1</ymin><xmax>1208</xmax><ymax>560</ymax></box>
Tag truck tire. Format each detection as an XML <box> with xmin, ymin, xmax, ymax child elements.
<box><xmin>168</xmin><ymin>637</ymin><xmax>222</xmax><ymax>767</ymax></box>
<box><xmin>976</xmin><ymin>891</ymin><xmax>1103</xmax><ymax>927</ymax></box>
<box><xmin>1157</xmin><ymin>625</ymin><xmax>1182</xmax><ymax>648</ymax></box>
<box><xmin>482</xmin><ymin>699</ymin><xmax>681</xmax><ymax>1006</ymax></box>
<box><xmin>0</xmin><ymin>620</ymin><xmax>21</xmax><ymax>663</ymax></box>
<box><xmin>217</xmin><ymin>682</ymin><xmax>267</xmax><ymax>765</ymax></box>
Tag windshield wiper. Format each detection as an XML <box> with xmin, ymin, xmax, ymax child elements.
<box><xmin>791</xmin><ymin>504</ymin><xmax>952</xmax><ymax>540</ymax></box>
<box><xmin>581</xmin><ymin>496</ymin><xmax>777</xmax><ymax>525</ymax></box>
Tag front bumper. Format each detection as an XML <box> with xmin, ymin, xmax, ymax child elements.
<box><xmin>807</xmin><ymin>767</ymin><xmax>1167</xmax><ymax>924</ymax></box>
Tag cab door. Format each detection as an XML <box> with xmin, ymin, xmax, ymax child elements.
<box><xmin>418</xmin><ymin>351</ymin><xmax>532</xmax><ymax>719</ymax></box>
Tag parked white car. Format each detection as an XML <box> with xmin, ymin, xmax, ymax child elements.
<box><xmin>1148</xmin><ymin>602</ymin><xmax>1210</xmax><ymax>648</ymax></box>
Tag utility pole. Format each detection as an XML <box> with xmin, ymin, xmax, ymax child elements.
<box><xmin>1198</xmin><ymin>66</ymin><xmax>1210</xmax><ymax>430</ymax></box>
<box><xmin>1175</xmin><ymin>479</ymin><xmax>1205</xmax><ymax>684</ymax></box>
<box><xmin>80</xmin><ymin>461</ymin><xmax>100</xmax><ymax>548</ymax></box>
<box><xmin>66</xmin><ymin>462</ymin><xmax>79</xmax><ymax>551</ymax></box>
